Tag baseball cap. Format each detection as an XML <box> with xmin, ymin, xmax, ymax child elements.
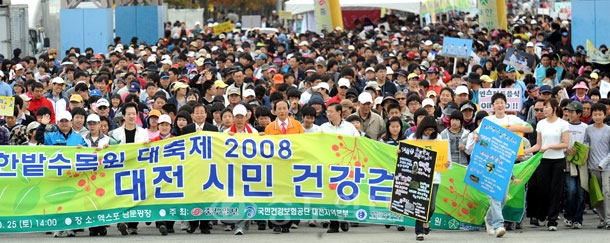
<box><xmin>256</xmin><ymin>54</ymin><xmax>268</xmax><ymax>61</ymax></box>
<box><xmin>19</xmin><ymin>94</ymin><xmax>31</xmax><ymax>102</ymax></box>
<box><xmin>160</xmin><ymin>72</ymin><xmax>170</xmax><ymax>79</ymax></box>
<box><xmin>407</xmin><ymin>73</ymin><xmax>419</xmax><ymax>80</ymax></box>
<box><xmin>591</xmin><ymin>73</ymin><xmax>599</xmax><ymax>80</ymax></box>
<box><xmin>480</xmin><ymin>75</ymin><xmax>494</xmax><ymax>83</ymax></box>
<box><xmin>243</xmin><ymin>89</ymin><xmax>256</xmax><ymax>98</ymax></box>
<box><xmin>358</xmin><ymin>92</ymin><xmax>373</xmax><ymax>104</ymax></box>
<box><xmin>365</xmin><ymin>67</ymin><xmax>375</xmax><ymax>73</ymax></box>
<box><xmin>505</xmin><ymin>65</ymin><xmax>516</xmax><ymax>72</ymax></box>
<box><xmin>129</xmin><ymin>82</ymin><xmax>141</xmax><ymax>92</ymax></box>
<box><xmin>539</xmin><ymin>85</ymin><xmax>552</xmax><ymax>94</ymax></box>
<box><xmin>364</xmin><ymin>81</ymin><xmax>381</xmax><ymax>91</ymax></box>
<box><xmin>232</xmin><ymin>104</ymin><xmax>248</xmax><ymax>116</ymax></box>
<box><xmin>267</xmin><ymin>67</ymin><xmax>277</xmax><ymax>73</ymax></box>
<box><xmin>57</xmin><ymin>111</ymin><xmax>72</xmax><ymax>122</ymax></box>
<box><xmin>573</xmin><ymin>82</ymin><xmax>589</xmax><ymax>90</ymax></box>
<box><xmin>567</xmin><ymin>101</ymin><xmax>583</xmax><ymax>111</ymax></box>
<box><xmin>460</xmin><ymin>102</ymin><xmax>475</xmax><ymax>112</ymax></box>
<box><xmin>337</xmin><ymin>78</ymin><xmax>350</xmax><ymax>88</ymax></box>
<box><xmin>299</xmin><ymin>41</ymin><xmax>309</xmax><ymax>46</ymax></box>
<box><xmin>426</xmin><ymin>90</ymin><xmax>437</xmax><ymax>98</ymax></box>
<box><xmin>90</xmin><ymin>89</ymin><xmax>102</xmax><ymax>97</ymax></box>
<box><xmin>96</xmin><ymin>98</ymin><xmax>110</xmax><ymax>108</ymax></box>
<box><xmin>455</xmin><ymin>85</ymin><xmax>469</xmax><ymax>95</ymax></box>
<box><xmin>14</xmin><ymin>64</ymin><xmax>24</xmax><ymax>70</ymax></box>
<box><xmin>70</xmin><ymin>94</ymin><xmax>83</xmax><ymax>103</ymax></box>
<box><xmin>86</xmin><ymin>114</ymin><xmax>101</xmax><ymax>123</ymax></box>
<box><xmin>313</xmin><ymin>82</ymin><xmax>330</xmax><ymax>91</ymax></box>
<box><xmin>214</xmin><ymin>80</ymin><xmax>228</xmax><ymax>88</ymax></box>
<box><xmin>161</xmin><ymin>59</ymin><xmax>172</xmax><ymax>65</ymax></box>
<box><xmin>172</xmin><ymin>82</ymin><xmax>189</xmax><ymax>91</ymax></box>
<box><xmin>422</xmin><ymin>98</ymin><xmax>435</xmax><ymax>107</ymax></box>
<box><xmin>227</xmin><ymin>87</ymin><xmax>240</xmax><ymax>95</ymax></box>
<box><xmin>26</xmin><ymin>121</ymin><xmax>40</xmax><ymax>133</ymax></box>
<box><xmin>467</xmin><ymin>73</ymin><xmax>481</xmax><ymax>84</ymax></box>
<box><xmin>316</xmin><ymin>60</ymin><xmax>326</xmax><ymax>67</ymax></box>
<box><xmin>145</xmin><ymin>109</ymin><xmax>159</xmax><ymax>119</ymax></box>
<box><xmin>158</xmin><ymin>114</ymin><xmax>172</xmax><ymax>124</ymax></box>
<box><xmin>396</xmin><ymin>70</ymin><xmax>407</xmax><ymax>77</ymax></box>
<box><xmin>426</xmin><ymin>66</ymin><xmax>439</xmax><ymax>73</ymax></box>
<box><xmin>273</xmin><ymin>74</ymin><xmax>284</xmax><ymax>84</ymax></box>
<box><xmin>526</xmin><ymin>42</ymin><xmax>534</xmax><ymax>47</ymax></box>
<box><xmin>442</xmin><ymin>102</ymin><xmax>459</xmax><ymax>116</ymax></box>
<box><xmin>51</xmin><ymin>77</ymin><xmax>65</xmax><ymax>84</ymax></box>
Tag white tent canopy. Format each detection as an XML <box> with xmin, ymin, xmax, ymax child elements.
<box><xmin>285</xmin><ymin>0</ymin><xmax>422</xmax><ymax>15</ymax></box>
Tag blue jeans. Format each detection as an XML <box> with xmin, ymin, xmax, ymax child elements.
<box><xmin>563</xmin><ymin>172</ymin><xmax>584</xmax><ymax>223</ymax></box>
<box><xmin>485</xmin><ymin>195</ymin><xmax>506</xmax><ymax>230</ymax></box>
<box><xmin>415</xmin><ymin>184</ymin><xmax>438</xmax><ymax>235</ymax></box>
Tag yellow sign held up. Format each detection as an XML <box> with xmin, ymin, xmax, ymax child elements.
<box><xmin>0</xmin><ymin>96</ymin><xmax>15</xmax><ymax>116</ymax></box>
<box><xmin>278</xmin><ymin>11</ymin><xmax>293</xmax><ymax>20</ymax></box>
<box><xmin>213</xmin><ymin>21</ymin><xmax>233</xmax><ymax>34</ymax></box>
<box><xmin>404</xmin><ymin>139</ymin><xmax>450</xmax><ymax>172</ymax></box>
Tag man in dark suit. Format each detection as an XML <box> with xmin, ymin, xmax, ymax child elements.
<box><xmin>182</xmin><ymin>104</ymin><xmax>218</xmax><ymax>133</ymax></box>
<box><xmin>183</xmin><ymin>103</ymin><xmax>217</xmax><ymax>234</ymax></box>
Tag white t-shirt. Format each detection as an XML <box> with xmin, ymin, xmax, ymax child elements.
<box><xmin>304</xmin><ymin>124</ymin><xmax>321</xmax><ymax>133</ymax></box>
<box><xmin>536</xmin><ymin>118</ymin><xmax>569</xmax><ymax>159</ymax></box>
<box><xmin>484</xmin><ymin>114</ymin><xmax>527</xmax><ymax>127</ymax></box>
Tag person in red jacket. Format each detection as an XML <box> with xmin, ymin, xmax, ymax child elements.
<box><xmin>29</xmin><ymin>82</ymin><xmax>56</xmax><ymax>124</ymax></box>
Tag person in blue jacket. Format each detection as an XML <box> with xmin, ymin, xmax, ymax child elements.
<box><xmin>35</xmin><ymin>110</ymin><xmax>87</xmax><ymax>147</ymax></box>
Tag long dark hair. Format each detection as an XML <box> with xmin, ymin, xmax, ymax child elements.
<box><xmin>384</xmin><ymin>116</ymin><xmax>404</xmax><ymax>141</ymax></box>
<box><xmin>414</xmin><ymin>116</ymin><xmax>438</xmax><ymax>139</ymax></box>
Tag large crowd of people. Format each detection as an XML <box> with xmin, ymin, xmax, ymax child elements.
<box><xmin>0</xmin><ymin>6</ymin><xmax>609</xmax><ymax>241</ymax></box>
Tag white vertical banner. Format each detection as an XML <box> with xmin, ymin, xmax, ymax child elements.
<box><xmin>314</xmin><ymin>0</ymin><xmax>333</xmax><ymax>33</ymax></box>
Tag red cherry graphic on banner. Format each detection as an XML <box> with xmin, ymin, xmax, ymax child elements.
<box><xmin>91</xmin><ymin>175</ymin><xmax>97</xmax><ymax>181</ymax></box>
<box><xmin>100</xmin><ymin>172</ymin><xmax>106</xmax><ymax>178</ymax></box>
<box><xmin>78</xmin><ymin>179</ymin><xmax>86</xmax><ymax>187</ymax></box>
<box><xmin>329</xmin><ymin>183</ymin><xmax>338</xmax><ymax>190</ymax></box>
<box><xmin>449</xmin><ymin>178</ymin><xmax>454</xmax><ymax>183</ymax></box>
<box><xmin>443</xmin><ymin>197</ymin><xmax>449</xmax><ymax>203</ymax></box>
<box><xmin>461</xmin><ymin>208</ymin><xmax>470</xmax><ymax>215</ymax></box>
<box><xmin>467</xmin><ymin>202</ymin><xmax>473</xmax><ymax>208</ymax></box>
<box><xmin>96</xmin><ymin>188</ymin><xmax>105</xmax><ymax>197</ymax></box>
<box><xmin>451</xmin><ymin>201</ymin><xmax>457</xmax><ymax>207</ymax></box>
<box><xmin>191</xmin><ymin>208</ymin><xmax>203</xmax><ymax>216</ymax></box>
<box><xmin>85</xmin><ymin>186</ymin><xmax>90</xmax><ymax>192</ymax></box>
<box><xmin>57</xmin><ymin>206</ymin><xmax>63</xmax><ymax>212</ymax></box>
<box><xmin>332</xmin><ymin>145</ymin><xmax>339</xmax><ymax>151</ymax></box>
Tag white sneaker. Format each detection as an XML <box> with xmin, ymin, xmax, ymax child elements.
<box><xmin>484</xmin><ymin>218</ymin><xmax>494</xmax><ymax>235</ymax></box>
<box><xmin>290</xmin><ymin>223</ymin><xmax>299</xmax><ymax>229</ymax></box>
<box><xmin>495</xmin><ymin>227</ymin><xmax>506</xmax><ymax>238</ymax></box>
<box><xmin>573</xmin><ymin>222</ymin><xmax>582</xmax><ymax>229</ymax></box>
<box><xmin>224</xmin><ymin>224</ymin><xmax>232</xmax><ymax>231</ymax></box>
<box><xmin>52</xmin><ymin>231</ymin><xmax>62</xmax><ymax>237</ymax></box>
<box><xmin>180</xmin><ymin>221</ymin><xmax>189</xmax><ymax>230</ymax></box>
<box><xmin>548</xmin><ymin>226</ymin><xmax>558</xmax><ymax>231</ymax></box>
<box><xmin>65</xmin><ymin>230</ymin><xmax>75</xmax><ymax>237</ymax></box>
<box><xmin>234</xmin><ymin>227</ymin><xmax>244</xmax><ymax>235</ymax></box>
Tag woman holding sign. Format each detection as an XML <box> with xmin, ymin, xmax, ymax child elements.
<box><xmin>524</xmin><ymin>98</ymin><xmax>569</xmax><ymax>231</ymax></box>
<box><xmin>407</xmin><ymin>116</ymin><xmax>450</xmax><ymax>241</ymax></box>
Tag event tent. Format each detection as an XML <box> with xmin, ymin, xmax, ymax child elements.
<box><xmin>285</xmin><ymin>0</ymin><xmax>422</xmax><ymax>15</ymax></box>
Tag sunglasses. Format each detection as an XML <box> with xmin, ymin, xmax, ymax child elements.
<box><xmin>339</xmin><ymin>86</ymin><xmax>349</xmax><ymax>89</ymax></box>
<box><xmin>534</xmin><ymin>108</ymin><xmax>544</xmax><ymax>112</ymax></box>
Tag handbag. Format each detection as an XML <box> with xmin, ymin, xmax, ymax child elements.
<box><xmin>590</xmin><ymin>175</ymin><xmax>604</xmax><ymax>207</ymax></box>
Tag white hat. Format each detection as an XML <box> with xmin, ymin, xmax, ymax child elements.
<box><xmin>161</xmin><ymin>59</ymin><xmax>172</xmax><ymax>65</ymax></box>
<box><xmin>337</xmin><ymin>78</ymin><xmax>350</xmax><ymax>88</ymax></box>
<box><xmin>313</xmin><ymin>82</ymin><xmax>329</xmax><ymax>91</ymax></box>
<box><xmin>86</xmin><ymin>114</ymin><xmax>100</xmax><ymax>123</ymax></box>
<box><xmin>158</xmin><ymin>114</ymin><xmax>172</xmax><ymax>124</ymax></box>
<box><xmin>423</xmin><ymin>26</ymin><xmax>430</xmax><ymax>32</ymax></box>
<box><xmin>422</xmin><ymin>98</ymin><xmax>435</xmax><ymax>108</ymax></box>
<box><xmin>358</xmin><ymin>92</ymin><xmax>373</xmax><ymax>104</ymax></box>
<box><xmin>187</xmin><ymin>51</ymin><xmax>196</xmax><ymax>57</ymax></box>
<box><xmin>401</xmin><ymin>26</ymin><xmax>407</xmax><ymax>31</ymax></box>
<box><xmin>61</xmin><ymin>61</ymin><xmax>74</xmax><ymax>66</ymax></box>
<box><xmin>57</xmin><ymin>111</ymin><xmax>72</xmax><ymax>122</ymax></box>
<box><xmin>139</xmin><ymin>50</ymin><xmax>147</xmax><ymax>57</ymax></box>
<box><xmin>299</xmin><ymin>41</ymin><xmax>309</xmax><ymax>46</ymax></box>
<box><xmin>386</xmin><ymin>67</ymin><xmax>394</xmax><ymax>75</ymax></box>
<box><xmin>146</xmin><ymin>56</ymin><xmax>156</xmax><ymax>63</ymax></box>
<box><xmin>232</xmin><ymin>104</ymin><xmax>247</xmax><ymax>116</ymax></box>
<box><xmin>365</xmin><ymin>67</ymin><xmax>375</xmax><ymax>73</ymax></box>
<box><xmin>374</xmin><ymin>96</ymin><xmax>383</xmax><ymax>106</ymax></box>
<box><xmin>19</xmin><ymin>94</ymin><xmax>31</xmax><ymax>102</ymax></box>
<box><xmin>424</xmin><ymin>40</ymin><xmax>433</xmax><ymax>46</ymax></box>
<box><xmin>455</xmin><ymin>85</ymin><xmax>469</xmax><ymax>95</ymax></box>
<box><xmin>243</xmin><ymin>89</ymin><xmax>255</xmax><ymax>98</ymax></box>
<box><xmin>96</xmin><ymin>98</ymin><xmax>110</xmax><ymax>107</ymax></box>
<box><xmin>218</xmin><ymin>34</ymin><xmax>226</xmax><ymax>39</ymax></box>
<box><xmin>526</xmin><ymin>42</ymin><xmax>534</xmax><ymax>47</ymax></box>
<box><xmin>51</xmin><ymin>77</ymin><xmax>65</xmax><ymax>84</ymax></box>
